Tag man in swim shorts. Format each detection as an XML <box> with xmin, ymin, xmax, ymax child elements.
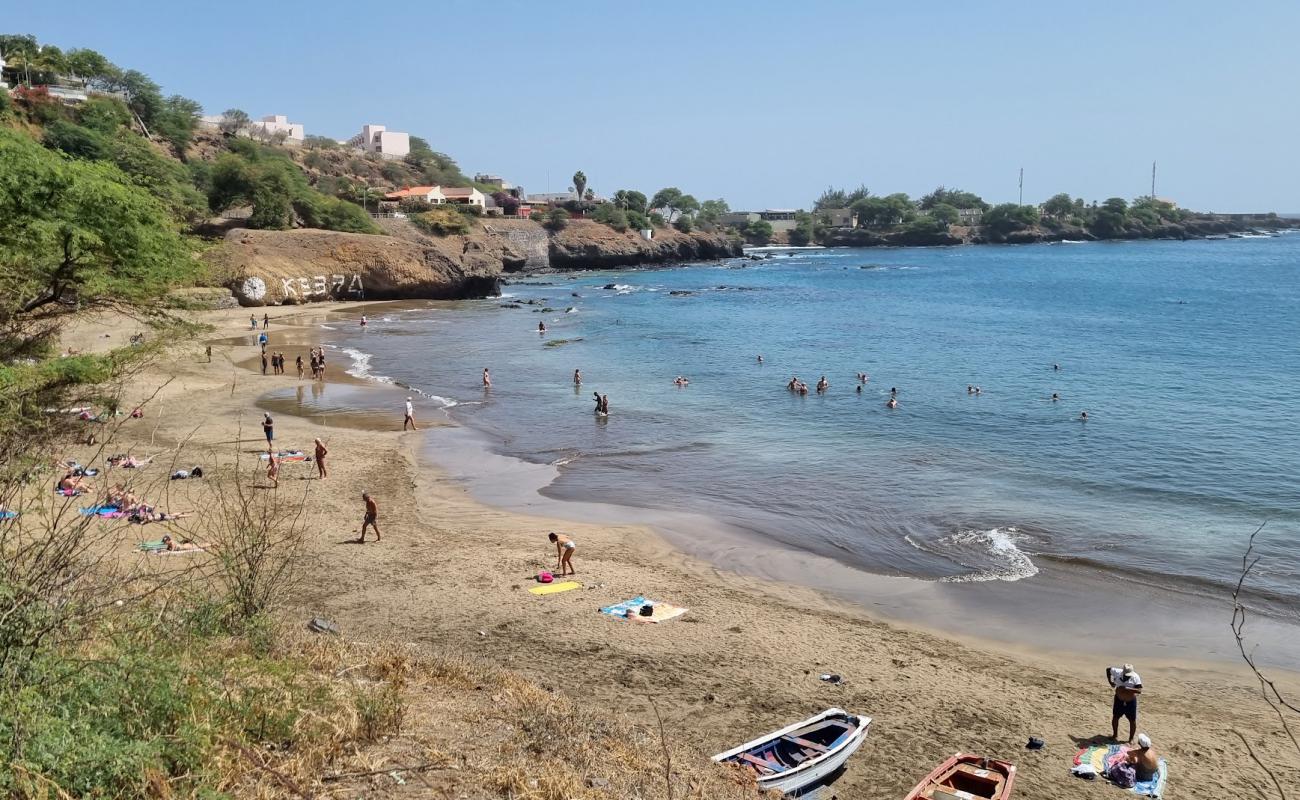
<box><xmin>1109</xmin><ymin>664</ymin><xmax>1143</xmax><ymax>742</ymax></box>
<box><xmin>358</xmin><ymin>492</ymin><xmax>381</xmax><ymax>543</ymax></box>
<box><xmin>403</xmin><ymin>397</ymin><xmax>417</xmax><ymax>431</ymax></box>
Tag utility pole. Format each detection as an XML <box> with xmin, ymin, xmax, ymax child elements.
<box><xmin>1151</xmin><ymin>161</ymin><xmax>1157</xmax><ymax>199</ymax></box>
<box><xmin>1018</xmin><ymin>168</ymin><xmax>1024</xmax><ymax>206</ymax></box>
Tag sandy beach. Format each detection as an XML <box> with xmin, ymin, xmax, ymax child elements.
<box><xmin>63</xmin><ymin>302</ymin><xmax>1300</xmax><ymax>798</ymax></box>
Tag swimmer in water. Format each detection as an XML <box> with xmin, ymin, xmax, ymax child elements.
<box><xmin>816</xmin><ymin>376</ymin><xmax>829</xmax><ymax>392</ymax></box>
<box><xmin>360</xmin><ymin>315</ymin><xmax>368</xmax><ymax>327</ymax></box>
<box><xmin>538</xmin><ymin>321</ymin><xmax>546</xmax><ymax>333</ymax></box>
<box><xmin>757</xmin><ymin>355</ymin><xmax>763</xmax><ymax>364</ymax></box>
<box><xmin>967</xmin><ymin>385</ymin><xmax>974</xmax><ymax>394</ymax></box>
<box><xmin>890</xmin><ymin>387</ymin><xmax>898</xmax><ymax>396</ymax></box>
<box><xmin>1051</xmin><ymin>392</ymin><xmax>1060</xmax><ymax>402</ymax></box>
<box><xmin>593</xmin><ymin>391</ymin><xmax>603</xmax><ymax>413</ymax></box>
<box><xmin>787</xmin><ymin>376</ymin><xmax>799</xmax><ymax>391</ymax></box>
<box><xmin>1080</xmin><ymin>410</ymin><xmax>1089</xmax><ymax>421</ymax></box>
<box><xmin>886</xmin><ymin>397</ymin><xmax>898</xmax><ymax>409</ymax></box>
<box><xmin>1053</xmin><ymin>363</ymin><xmax>1060</xmax><ymax>371</ymax></box>
<box><xmin>574</xmin><ymin>369</ymin><xmax>582</xmax><ymax>386</ymax></box>
<box><xmin>483</xmin><ymin>368</ymin><xmax>491</xmax><ymax>388</ymax></box>
<box><xmin>856</xmin><ymin>384</ymin><xmax>862</xmax><ymax>394</ymax></box>
<box><xmin>974</xmin><ymin>386</ymin><xmax>982</xmax><ymax>396</ymax></box>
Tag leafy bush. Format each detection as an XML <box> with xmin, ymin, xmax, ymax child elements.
<box><xmin>453</xmin><ymin>203</ymin><xmax>483</xmax><ymax>217</ymax></box>
<box><xmin>543</xmin><ymin>208</ymin><xmax>570</xmax><ymax>231</ymax></box>
<box><xmin>674</xmin><ymin>215</ymin><xmax>695</xmax><ymax>233</ymax></box>
<box><xmin>43</xmin><ymin>120</ymin><xmax>110</xmax><ymax>161</ymax></box>
<box><xmin>412</xmin><ymin>206</ymin><xmax>472</xmax><ymax>236</ymax></box>
<box><xmin>77</xmin><ymin>96</ymin><xmax>131</xmax><ymax>134</ymax></box>
<box><xmin>744</xmin><ymin>219</ymin><xmax>774</xmax><ymax>245</ymax></box>
<box><xmin>625</xmin><ymin>210</ymin><xmax>651</xmax><ymax>231</ymax></box>
<box><xmin>592</xmin><ymin>203</ymin><xmax>629</xmax><ymax>231</ymax></box>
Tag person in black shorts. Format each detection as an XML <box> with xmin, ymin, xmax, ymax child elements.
<box><xmin>262</xmin><ymin>413</ymin><xmax>274</xmax><ymax>446</ymax></box>
<box><xmin>1108</xmin><ymin>664</ymin><xmax>1143</xmax><ymax>742</ymax></box>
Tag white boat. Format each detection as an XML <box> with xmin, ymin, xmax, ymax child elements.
<box><xmin>711</xmin><ymin>707</ymin><xmax>870</xmax><ymax>794</ymax></box>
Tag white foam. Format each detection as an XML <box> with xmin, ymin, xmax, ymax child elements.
<box><xmin>319</xmin><ymin>324</ymin><xmax>337</xmax><ymax>330</ymax></box>
<box><xmin>340</xmin><ymin>347</ymin><xmax>393</xmax><ymax>383</ymax></box>
<box><xmin>938</xmin><ymin>527</ymin><xmax>1039</xmax><ymax>583</ymax></box>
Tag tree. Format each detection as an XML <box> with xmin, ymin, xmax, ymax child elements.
<box><xmin>982</xmin><ymin>203</ymin><xmax>1040</xmax><ymax>235</ymax></box>
<box><xmin>676</xmin><ymin>194</ymin><xmax>701</xmax><ymax>219</ymax></box>
<box><xmin>43</xmin><ymin>120</ymin><xmax>109</xmax><ymax>161</ymax></box>
<box><xmin>650</xmin><ymin>187</ymin><xmax>684</xmax><ymax>220</ymax></box>
<box><xmin>674</xmin><ymin>215</ymin><xmax>694</xmax><ymax>233</ymax></box>
<box><xmin>0</xmin><ymin>128</ymin><xmax>192</xmax><ymax>320</ymax></box>
<box><xmin>919</xmin><ymin>186</ymin><xmax>988</xmax><ymax>211</ymax></box>
<box><xmin>64</xmin><ymin>48</ymin><xmax>114</xmax><ymax>84</ymax></box>
<box><xmin>543</xmin><ymin>207</ymin><xmax>570</xmax><ymax>231</ymax></box>
<box><xmin>491</xmin><ymin>190</ymin><xmax>520</xmax><ymax>215</ymax></box>
<box><xmin>852</xmin><ymin>193</ymin><xmax>916</xmax><ymax>229</ymax></box>
<box><xmin>788</xmin><ymin>211</ymin><xmax>816</xmax><ymax>246</ymax></box>
<box><xmin>248</xmin><ymin>170</ymin><xmax>293</xmax><ymax>230</ymax></box>
<box><xmin>219</xmin><ymin>108</ymin><xmax>250</xmax><ymax>136</ymax></box>
<box><xmin>572</xmin><ymin>170</ymin><xmax>587</xmax><ymax>201</ymax></box>
<box><xmin>1042</xmin><ymin>193</ymin><xmax>1075</xmax><ymax>218</ymax></box>
<box><xmin>613</xmin><ymin>189</ymin><xmax>648</xmax><ymax>214</ymax></box>
<box><xmin>928</xmin><ymin>203</ymin><xmax>959</xmax><ymax>226</ymax></box>
<box><xmin>1102</xmin><ymin>197</ymin><xmax>1129</xmax><ymax>214</ymax></box>
<box><xmin>905</xmin><ymin>215</ymin><xmax>947</xmax><ymax>235</ymax></box>
<box><xmin>302</xmin><ymin>135</ymin><xmax>339</xmax><ymax>149</ymax></box>
<box><xmin>77</xmin><ymin>96</ymin><xmax>130</xmax><ymax>134</ymax></box>
<box><xmin>698</xmin><ymin>198</ymin><xmax>730</xmax><ymax>226</ymax></box>
<box><xmin>744</xmin><ymin>219</ymin><xmax>774</xmax><ymax>245</ymax></box>
<box><xmin>814</xmin><ymin>184</ymin><xmax>870</xmax><ymax>210</ymax></box>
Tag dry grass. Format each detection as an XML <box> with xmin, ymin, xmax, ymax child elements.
<box><xmin>212</xmin><ymin>629</ymin><xmax>769</xmax><ymax>799</ymax></box>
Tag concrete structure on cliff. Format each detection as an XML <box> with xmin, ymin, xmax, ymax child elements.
<box><xmin>249</xmin><ymin>114</ymin><xmax>305</xmax><ymax>143</ymax></box>
<box><xmin>383</xmin><ymin>185</ymin><xmax>486</xmax><ymax>209</ymax></box>
<box><xmin>360</xmin><ymin>124</ymin><xmax>410</xmax><ymax>159</ymax></box>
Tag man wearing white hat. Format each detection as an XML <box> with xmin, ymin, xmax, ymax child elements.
<box><xmin>1107</xmin><ymin>663</ymin><xmax>1143</xmax><ymax>742</ymax></box>
<box><xmin>403</xmin><ymin>397</ymin><xmax>417</xmax><ymax>431</ymax></box>
<box><xmin>1123</xmin><ymin>733</ymin><xmax>1159</xmax><ymax>783</ymax></box>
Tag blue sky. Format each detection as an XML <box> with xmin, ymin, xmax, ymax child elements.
<box><xmin>13</xmin><ymin>1</ymin><xmax>1298</xmax><ymax>211</ymax></box>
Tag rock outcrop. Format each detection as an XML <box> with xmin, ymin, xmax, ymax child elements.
<box><xmin>547</xmin><ymin>221</ymin><xmax>743</xmax><ymax>269</ymax></box>
<box><xmin>204</xmin><ymin>229</ymin><xmax>504</xmax><ymax>307</ymax></box>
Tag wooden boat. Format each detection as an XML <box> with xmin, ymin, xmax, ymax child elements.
<box><xmin>712</xmin><ymin>708</ymin><xmax>870</xmax><ymax>794</ymax></box>
<box><xmin>904</xmin><ymin>753</ymin><xmax>1017</xmax><ymax>800</ymax></box>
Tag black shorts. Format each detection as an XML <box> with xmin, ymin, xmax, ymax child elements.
<box><xmin>363</xmin><ymin>512</ymin><xmax>376</xmax><ymax>525</ymax></box>
<box><xmin>1113</xmin><ymin>695</ymin><xmax>1138</xmax><ymax>722</ymax></box>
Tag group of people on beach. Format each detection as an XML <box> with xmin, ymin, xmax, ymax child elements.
<box><xmin>264</xmin><ymin>350</ymin><xmax>289</xmax><ymax>375</ymax></box>
<box><xmin>1103</xmin><ymin>664</ymin><xmax>1161</xmax><ymax>785</ymax></box>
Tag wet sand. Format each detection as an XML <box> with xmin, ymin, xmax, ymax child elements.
<box><xmin>63</xmin><ymin>302</ymin><xmax>1300</xmax><ymax>798</ymax></box>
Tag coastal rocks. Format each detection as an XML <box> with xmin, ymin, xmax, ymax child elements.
<box><xmin>207</xmin><ymin>228</ymin><xmax>503</xmax><ymax>306</ymax></box>
<box><xmin>548</xmin><ymin>220</ymin><xmax>742</xmax><ymax>270</ymax></box>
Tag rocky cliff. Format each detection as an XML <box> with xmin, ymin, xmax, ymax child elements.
<box><xmin>204</xmin><ymin>218</ymin><xmax>744</xmax><ymax>306</ymax></box>
<box><xmin>546</xmin><ymin>220</ymin><xmax>743</xmax><ymax>269</ymax></box>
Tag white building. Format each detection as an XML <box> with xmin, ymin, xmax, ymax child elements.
<box><xmin>360</xmin><ymin>124</ymin><xmax>410</xmax><ymax>159</ymax></box>
<box><xmin>249</xmin><ymin>114</ymin><xmax>305</xmax><ymax>142</ymax></box>
<box><xmin>383</xmin><ymin>185</ymin><xmax>486</xmax><ymax>209</ymax></box>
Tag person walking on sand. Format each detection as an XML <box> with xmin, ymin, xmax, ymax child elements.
<box><xmin>403</xmin><ymin>396</ymin><xmax>417</xmax><ymax>431</ymax></box>
<box><xmin>250</xmin><ymin>314</ymin><xmax>257</xmax><ymax>330</ymax></box>
<box><xmin>483</xmin><ymin>367</ymin><xmax>492</xmax><ymax>388</ymax></box>
<box><xmin>262</xmin><ymin>413</ymin><xmax>274</xmax><ymax>446</ymax></box>
<box><xmin>260</xmin><ymin>351</ymin><xmax>268</xmax><ymax>375</ymax></box>
<box><xmin>1108</xmin><ymin>664</ymin><xmax>1143</xmax><ymax>742</ymax></box>
<box><xmin>313</xmin><ymin>438</ymin><xmax>328</xmax><ymax>479</ymax></box>
<box><xmin>205</xmin><ymin>344</ymin><xmax>212</xmax><ymax>363</ymax></box>
<box><xmin>549</xmin><ymin>532</ymin><xmax>576</xmax><ymax>575</ymax></box>
<box><xmin>358</xmin><ymin>492</ymin><xmax>381</xmax><ymax>542</ymax></box>
<box><xmin>266</xmin><ymin>449</ymin><xmax>279</xmax><ymax>488</ymax></box>
<box><xmin>296</xmin><ymin>355</ymin><xmax>304</xmax><ymax>379</ymax></box>
<box><xmin>262</xmin><ymin>313</ymin><xmax>269</xmax><ymax>330</ymax></box>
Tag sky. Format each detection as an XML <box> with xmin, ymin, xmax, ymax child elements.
<box><xmin>11</xmin><ymin>0</ymin><xmax>1299</xmax><ymax>212</ymax></box>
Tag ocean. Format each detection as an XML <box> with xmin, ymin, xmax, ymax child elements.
<box><xmin>321</xmin><ymin>235</ymin><xmax>1300</xmax><ymax>624</ymax></box>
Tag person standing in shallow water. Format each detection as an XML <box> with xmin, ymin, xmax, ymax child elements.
<box><xmin>574</xmin><ymin>369</ymin><xmax>582</xmax><ymax>386</ymax></box>
<box><xmin>483</xmin><ymin>368</ymin><xmax>491</xmax><ymax>388</ymax></box>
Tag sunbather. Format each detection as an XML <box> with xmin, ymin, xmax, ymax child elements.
<box><xmin>1123</xmin><ymin>734</ymin><xmax>1159</xmax><ymax>782</ymax></box>
<box><xmin>129</xmin><ymin>506</ymin><xmax>194</xmax><ymax>525</ymax></box>
<box><xmin>57</xmin><ymin>472</ymin><xmax>93</xmax><ymax>494</ymax></box>
<box><xmin>160</xmin><ymin>534</ymin><xmax>209</xmax><ymax>551</ymax></box>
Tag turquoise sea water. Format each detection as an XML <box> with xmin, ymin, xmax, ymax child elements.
<box><xmin>329</xmin><ymin>235</ymin><xmax>1300</xmax><ymax>611</ymax></box>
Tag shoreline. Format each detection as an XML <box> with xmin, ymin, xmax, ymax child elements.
<box><xmin>299</xmin><ymin>296</ymin><xmax>1300</xmax><ymax>672</ymax></box>
<box><xmin>70</xmin><ymin>302</ymin><xmax>1300</xmax><ymax>797</ymax></box>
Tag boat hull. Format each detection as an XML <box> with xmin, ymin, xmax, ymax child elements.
<box><xmin>712</xmin><ymin>708</ymin><xmax>871</xmax><ymax>795</ymax></box>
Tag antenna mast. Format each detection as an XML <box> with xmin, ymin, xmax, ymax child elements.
<box><xmin>1151</xmin><ymin>161</ymin><xmax>1157</xmax><ymax>199</ymax></box>
<box><xmin>1019</xmin><ymin>167</ymin><xmax>1024</xmax><ymax>206</ymax></box>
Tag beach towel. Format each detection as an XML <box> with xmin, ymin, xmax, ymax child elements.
<box><xmin>0</xmin><ymin>510</ymin><xmax>18</xmax><ymax>520</ymax></box>
<box><xmin>529</xmin><ymin>581</ymin><xmax>582</xmax><ymax>595</ymax></box>
<box><xmin>1074</xmin><ymin>745</ymin><xmax>1168</xmax><ymax>797</ymax></box>
<box><xmin>259</xmin><ymin>450</ymin><xmax>307</xmax><ymax>462</ymax></box>
<box><xmin>599</xmin><ymin>596</ymin><xmax>689</xmax><ymax>623</ymax></box>
<box><xmin>137</xmin><ymin>539</ymin><xmax>167</xmax><ymax>552</ymax></box>
<box><xmin>79</xmin><ymin>505</ymin><xmax>123</xmax><ymax>518</ymax></box>
<box><xmin>56</xmin><ymin>488</ymin><xmax>83</xmax><ymax>497</ymax></box>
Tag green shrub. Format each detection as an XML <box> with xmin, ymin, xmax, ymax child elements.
<box><xmin>43</xmin><ymin>120</ymin><xmax>110</xmax><ymax>160</ymax></box>
<box><xmin>453</xmin><ymin>203</ymin><xmax>483</xmax><ymax>217</ymax></box>
<box><xmin>543</xmin><ymin>208</ymin><xmax>570</xmax><ymax>231</ymax></box>
<box><xmin>593</xmin><ymin>203</ymin><xmax>629</xmax><ymax>232</ymax></box>
<box><xmin>674</xmin><ymin>215</ymin><xmax>694</xmax><ymax>233</ymax></box>
<box><xmin>77</xmin><ymin>96</ymin><xmax>131</xmax><ymax>134</ymax></box>
<box><xmin>411</xmin><ymin>206</ymin><xmax>471</xmax><ymax>236</ymax></box>
<box><xmin>625</xmin><ymin>210</ymin><xmax>650</xmax><ymax>231</ymax></box>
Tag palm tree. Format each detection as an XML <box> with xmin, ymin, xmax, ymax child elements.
<box><xmin>572</xmin><ymin>171</ymin><xmax>587</xmax><ymax>202</ymax></box>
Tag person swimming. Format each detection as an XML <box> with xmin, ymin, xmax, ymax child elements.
<box><xmin>1080</xmin><ymin>410</ymin><xmax>1089</xmax><ymax>421</ymax></box>
<box><xmin>974</xmin><ymin>386</ymin><xmax>982</xmax><ymax>395</ymax></box>
<box><xmin>1051</xmin><ymin>392</ymin><xmax>1060</xmax><ymax>402</ymax></box>
<box><xmin>890</xmin><ymin>387</ymin><xmax>898</xmax><ymax>396</ymax></box>
<box><xmin>538</xmin><ymin>321</ymin><xmax>546</xmax><ymax>333</ymax></box>
<box><xmin>967</xmin><ymin>385</ymin><xmax>974</xmax><ymax>394</ymax></box>
<box><xmin>757</xmin><ymin>355</ymin><xmax>763</xmax><ymax>364</ymax></box>
<box><xmin>787</xmin><ymin>376</ymin><xmax>799</xmax><ymax>391</ymax></box>
<box><xmin>674</xmin><ymin>376</ymin><xmax>690</xmax><ymax>386</ymax></box>
<box><xmin>886</xmin><ymin>397</ymin><xmax>898</xmax><ymax>408</ymax></box>
<box><xmin>816</xmin><ymin>376</ymin><xmax>829</xmax><ymax>392</ymax></box>
<box><xmin>856</xmin><ymin>384</ymin><xmax>862</xmax><ymax>394</ymax></box>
